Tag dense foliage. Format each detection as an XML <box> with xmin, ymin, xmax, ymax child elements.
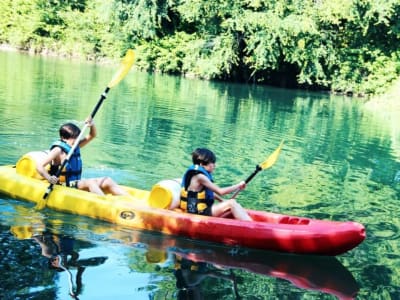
<box><xmin>0</xmin><ymin>0</ymin><xmax>399</xmax><ymax>95</ymax></box>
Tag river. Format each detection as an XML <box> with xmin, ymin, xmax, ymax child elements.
<box><xmin>0</xmin><ymin>50</ymin><xmax>399</xmax><ymax>299</ymax></box>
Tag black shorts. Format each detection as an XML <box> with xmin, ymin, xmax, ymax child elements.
<box><xmin>61</xmin><ymin>180</ymin><xmax>79</xmax><ymax>189</ymax></box>
<box><xmin>198</xmin><ymin>206</ymin><xmax>212</xmax><ymax>216</ymax></box>
<box><xmin>68</xmin><ymin>180</ymin><xmax>79</xmax><ymax>189</ymax></box>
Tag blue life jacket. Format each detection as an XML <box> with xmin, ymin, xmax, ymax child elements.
<box><xmin>180</xmin><ymin>165</ymin><xmax>214</xmax><ymax>214</ymax></box>
<box><xmin>50</xmin><ymin>140</ymin><xmax>82</xmax><ymax>186</ymax></box>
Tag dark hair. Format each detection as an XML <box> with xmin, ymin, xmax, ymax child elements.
<box><xmin>59</xmin><ymin>123</ymin><xmax>81</xmax><ymax>139</ymax></box>
<box><xmin>192</xmin><ymin>148</ymin><xmax>216</xmax><ymax>165</ymax></box>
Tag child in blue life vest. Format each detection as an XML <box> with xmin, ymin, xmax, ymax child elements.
<box><xmin>180</xmin><ymin>148</ymin><xmax>252</xmax><ymax>221</ymax></box>
<box><xmin>36</xmin><ymin>117</ymin><xmax>129</xmax><ymax>196</ymax></box>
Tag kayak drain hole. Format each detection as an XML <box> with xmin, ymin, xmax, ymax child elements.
<box><xmin>120</xmin><ymin>211</ymin><xmax>135</xmax><ymax>220</ymax></box>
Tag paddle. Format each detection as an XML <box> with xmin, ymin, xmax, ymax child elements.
<box><xmin>232</xmin><ymin>140</ymin><xmax>284</xmax><ymax>199</ymax></box>
<box><xmin>36</xmin><ymin>50</ymin><xmax>135</xmax><ymax>209</ymax></box>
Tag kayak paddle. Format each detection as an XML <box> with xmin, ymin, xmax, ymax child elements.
<box><xmin>36</xmin><ymin>50</ymin><xmax>135</xmax><ymax>209</ymax></box>
<box><xmin>232</xmin><ymin>140</ymin><xmax>284</xmax><ymax>199</ymax></box>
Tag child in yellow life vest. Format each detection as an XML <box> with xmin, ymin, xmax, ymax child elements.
<box><xmin>180</xmin><ymin>148</ymin><xmax>252</xmax><ymax>221</ymax></box>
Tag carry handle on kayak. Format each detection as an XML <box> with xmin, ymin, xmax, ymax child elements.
<box><xmin>36</xmin><ymin>50</ymin><xmax>135</xmax><ymax>209</ymax></box>
<box><xmin>232</xmin><ymin>140</ymin><xmax>284</xmax><ymax>199</ymax></box>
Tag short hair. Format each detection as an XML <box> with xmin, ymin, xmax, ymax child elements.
<box><xmin>192</xmin><ymin>148</ymin><xmax>216</xmax><ymax>165</ymax></box>
<box><xmin>59</xmin><ymin>123</ymin><xmax>80</xmax><ymax>139</ymax></box>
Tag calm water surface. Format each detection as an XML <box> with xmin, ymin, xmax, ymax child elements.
<box><xmin>0</xmin><ymin>50</ymin><xmax>400</xmax><ymax>299</ymax></box>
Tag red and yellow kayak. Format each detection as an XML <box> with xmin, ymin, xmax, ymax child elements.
<box><xmin>0</xmin><ymin>153</ymin><xmax>366</xmax><ymax>256</ymax></box>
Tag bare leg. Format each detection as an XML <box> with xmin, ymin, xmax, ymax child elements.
<box><xmin>78</xmin><ymin>177</ymin><xmax>129</xmax><ymax>196</ymax></box>
<box><xmin>98</xmin><ymin>177</ymin><xmax>129</xmax><ymax>196</ymax></box>
<box><xmin>211</xmin><ymin>199</ymin><xmax>252</xmax><ymax>221</ymax></box>
<box><xmin>78</xmin><ymin>178</ymin><xmax>105</xmax><ymax>195</ymax></box>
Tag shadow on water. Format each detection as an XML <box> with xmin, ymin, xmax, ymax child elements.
<box><xmin>0</xmin><ymin>199</ymin><xmax>359</xmax><ymax>300</ymax></box>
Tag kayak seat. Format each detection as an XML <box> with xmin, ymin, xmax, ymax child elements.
<box><xmin>279</xmin><ymin>216</ymin><xmax>310</xmax><ymax>225</ymax></box>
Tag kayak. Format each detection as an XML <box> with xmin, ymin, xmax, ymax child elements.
<box><xmin>0</xmin><ymin>153</ymin><xmax>366</xmax><ymax>256</ymax></box>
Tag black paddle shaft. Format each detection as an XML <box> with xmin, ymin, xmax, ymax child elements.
<box><xmin>42</xmin><ymin>87</ymin><xmax>111</xmax><ymax>199</ymax></box>
<box><xmin>231</xmin><ymin>165</ymin><xmax>262</xmax><ymax>199</ymax></box>
<box><xmin>244</xmin><ymin>165</ymin><xmax>262</xmax><ymax>184</ymax></box>
<box><xmin>91</xmin><ymin>87</ymin><xmax>110</xmax><ymax>118</ymax></box>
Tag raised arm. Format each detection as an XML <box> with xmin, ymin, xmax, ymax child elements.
<box><xmin>78</xmin><ymin>117</ymin><xmax>97</xmax><ymax>148</ymax></box>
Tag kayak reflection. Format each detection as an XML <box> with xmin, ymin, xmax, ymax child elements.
<box><xmin>124</xmin><ymin>231</ymin><xmax>359</xmax><ymax>300</ymax></box>
<box><xmin>171</xmin><ymin>247</ymin><xmax>358</xmax><ymax>300</ymax></box>
<box><xmin>173</xmin><ymin>255</ymin><xmax>239</xmax><ymax>300</ymax></box>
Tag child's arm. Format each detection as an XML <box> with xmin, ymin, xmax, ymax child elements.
<box><xmin>198</xmin><ymin>174</ymin><xmax>245</xmax><ymax>196</ymax></box>
<box><xmin>36</xmin><ymin>148</ymin><xmax>62</xmax><ymax>184</ymax></box>
<box><xmin>79</xmin><ymin>117</ymin><xmax>97</xmax><ymax>148</ymax></box>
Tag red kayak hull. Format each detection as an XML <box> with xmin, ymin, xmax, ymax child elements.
<box><xmin>132</xmin><ymin>207</ymin><xmax>366</xmax><ymax>255</ymax></box>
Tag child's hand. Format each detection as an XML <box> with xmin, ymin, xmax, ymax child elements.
<box><xmin>238</xmin><ymin>181</ymin><xmax>246</xmax><ymax>190</ymax></box>
<box><xmin>47</xmin><ymin>175</ymin><xmax>59</xmax><ymax>185</ymax></box>
<box><xmin>85</xmin><ymin>116</ymin><xmax>94</xmax><ymax>126</ymax></box>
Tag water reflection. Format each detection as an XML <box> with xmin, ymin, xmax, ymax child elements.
<box><xmin>10</xmin><ymin>226</ymin><xmax>107</xmax><ymax>299</ymax></box>
<box><xmin>173</xmin><ymin>255</ymin><xmax>238</xmax><ymax>299</ymax></box>
<box><xmin>105</xmin><ymin>226</ymin><xmax>360</xmax><ymax>300</ymax></box>
<box><xmin>138</xmin><ymin>236</ymin><xmax>360</xmax><ymax>300</ymax></box>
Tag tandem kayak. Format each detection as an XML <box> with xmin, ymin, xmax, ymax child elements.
<box><xmin>0</xmin><ymin>153</ymin><xmax>366</xmax><ymax>256</ymax></box>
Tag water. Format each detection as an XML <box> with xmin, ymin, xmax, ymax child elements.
<box><xmin>1</xmin><ymin>50</ymin><xmax>400</xmax><ymax>299</ymax></box>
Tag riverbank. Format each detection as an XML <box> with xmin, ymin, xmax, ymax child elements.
<box><xmin>365</xmin><ymin>78</ymin><xmax>400</xmax><ymax>157</ymax></box>
<box><xmin>0</xmin><ymin>44</ymin><xmax>115</xmax><ymax>64</ymax></box>
<box><xmin>2</xmin><ymin>43</ymin><xmax>400</xmax><ymax>105</ymax></box>
<box><xmin>366</xmin><ymin>78</ymin><xmax>400</xmax><ymax>112</ymax></box>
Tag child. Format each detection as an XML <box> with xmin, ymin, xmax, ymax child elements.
<box><xmin>180</xmin><ymin>148</ymin><xmax>252</xmax><ymax>221</ymax></box>
<box><xmin>36</xmin><ymin>117</ymin><xmax>129</xmax><ymax>196</ymax></box>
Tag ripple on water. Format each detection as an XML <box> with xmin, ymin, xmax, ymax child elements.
<box><xmin>394</xmin><ymin>170</ymin><xmax>400</xmax><ymax>182</ymax></box>
<box><xmin>368</xmin><ymin>222</ymin><xmax>400</xmax><ymax>240</ymax></box>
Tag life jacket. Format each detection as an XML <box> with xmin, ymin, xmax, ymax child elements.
<box><xmin>49</xmin><ymin>140</ymin><xmax>82</xmax><ymax>186</ymax></box>
<box><xmin>180</xmin><ymin>165</ymin><xmax>214</xmax><ymax>214</ymax></box>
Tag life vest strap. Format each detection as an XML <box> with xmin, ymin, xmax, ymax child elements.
<box><xmin>180</xmin><ymin>190</ymin><xmax>208</xmax><ymax>213</ymax></box>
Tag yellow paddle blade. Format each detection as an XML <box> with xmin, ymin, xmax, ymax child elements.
<box><xmin>108</xmin><ymin>50</ymin><xmax>135</xmax><ymax>88</ymax></box>
<box><xmin>259</xmin><ymin>140</ymin><xmax>284</xmax><ymax>170</ymax></box>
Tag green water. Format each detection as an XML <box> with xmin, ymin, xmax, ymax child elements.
<box><xmin>1</xmin><ymin>50</ymin><xmax>400</xmax><ymax>299</ymax></box>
